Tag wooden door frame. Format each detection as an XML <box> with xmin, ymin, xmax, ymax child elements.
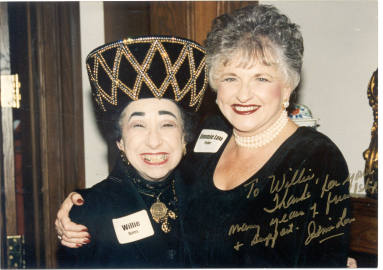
<box><xmin>149</xmin><ymin>1</ymin><xmax>256</xmax><ymax>45</ymax></box>
<box><xmin>4</xmin><ymin>2</ymin><xmax>85</xmax><ymax>268</ymax></box>
<box><xmin>0</xmin><ymin>2</ymin><xmax>17</xmax><ymax>268</ymax></box>
<box><xmin>28</xmin><ymin>2</ymin><xmax>85</xmax><ymax>267</ymax></box>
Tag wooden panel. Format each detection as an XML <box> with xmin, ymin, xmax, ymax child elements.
<box><xmin>0</xmin><ymin>3</ymin><xmax>17</xmax><ymax>238</ymax></box>
<box><xmin>13</xmin><ymin>2</ymin><xmax>85</xmax><ymax>267</ymax></box>
<box><xmin>191</xmin><ymin>2</ymin><xmax>218</xmax><ymax>45</ymax></box>
<box><xmin>57</xmin><ymin>3</ymin><xmax>85</xmax><ymax>200</ymax></box>
<box><xmin>349</xmin><ymin>197</ymin><xmax>377</xmax><ymax>255</ymax></box>
<box><xmin>150</xmin><ymin>2</ymin><xmax>191</xmax><ymax>38</ymax></box>
<box><xmin>149</xmin><ymin>1</ymin><xmax>256</xmax><ymax>45</ymax></box>
<box><xmin>34</xmin><ymin>5</ymin><xmax>65</xmax><ymax>267</ymax></box>
<box><xmin>192</xmin><ymin>1</ymin><xmax>256</xmax><ymax>45</ymax></box>
<box><xmin>103</xmin><ymin>1</ymin><xmax>258</xmax><ymax>46</ymax></box>
<box><xmin>1</xmin><ymin>107</ymin><xmax>16</xmax><ymax>237</ymax></box>
<box><xmin>104</xmin><ymin>1</ymin><xmax>150</xmax><ymax>43</ymax></box>
<box><xmin>0</xmin><ymin>2</ymin><xmax>17</xmax><ymax>268</ymax></box>
<box><xmin>7</xmin><ymin>4</ymin><xmax>44</xmax><ymax>266</ymax></box>
<box><xmin>0</xmin><ymin>6</ymin><xmax>5</xmax><ymax>266</ymax></box>
<box><xmin>7</xmin><ymin>3</ymin><xmax>43</xmax><ymax>266</ymax></box>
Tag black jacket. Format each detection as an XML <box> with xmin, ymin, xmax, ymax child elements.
<box><xmin>61</xmin><ymin>159</ymin><xmax>187</xmax><ymax>268</ymax></box>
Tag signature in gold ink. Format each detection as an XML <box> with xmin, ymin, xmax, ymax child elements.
<box><xmin>343</xmin><ymin>168</ymin><xmax>376</xmax><ymax>194</ymax></box>
<box><xmin>263</xmin><ymin>183</ymin><xmax>311</xmax><ymax>214</ymax></box>
<box><xmin>228</xmin><ymin>221</ymin><xmax>296</xmax><ymax>249</ymax></box>
<box><xmin>318</xmin><ymin>174</ymin><xmax>350</xmax><ymax>214</ymax></box>
<box><xmin>304</xmin><ymin>207</ymin><xmax>355</xmax><ymax>246</ymax></box>
<box><xmin>325</xmin><ymin>191</ymin><xmax>350</xmax><ymax>215</ymax></box>
<box><xmin>228</xmin><ymin>223</ymin><xmax>260</xmax><ymax>236</ymax></box>
<box><xmin>244</xmin><ymin>178</ymin><xmax>260</xmax><ymax>199</ymax></box>
<box><xmin>234</xmin><ymin>241</ymin><xmax>244</xmax><ymax>251</ymax></box>
<box><xmin>269</xmin><ymin>168</ymin><xmax>316</xmax><ymax>194</ymax></box>
<box><xmin>343</xmin><ymin>168</ymin><xmax>374</xmax><ymax>186</ymax></box>
<box><xmin>320</xmin><ymin>174</ymin><xmax>341</xmax><ymax>198</ymax></box>
<box><xmin>269</xmin><ymin>210</ymin><xmax>305</xmax><ymax>227</ymax></box>
<box><xmin>250</xmin><ymin>222</ymin><xmax>295</xmax><ymax>248</ymax></box>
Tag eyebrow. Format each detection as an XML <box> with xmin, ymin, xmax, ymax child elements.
<box><xmin>221</xmin><ymin>72</ymin><xmax>237</xmax><ymax>77</ymax></box>
<box><xmin>159</xmin><ymin>110</ymin><xmax>177</xmax><ymax>119</ymax></box>
<box><xmin>128</xmin><ymin>112</ymin><xmax>145</xmax><ymax>121</ymax></box>
<box><xmin>128</xmin><ymin>110</ymin><xmax>177</xmax><ymax>121</ymax></box>
<box><xmin>254</xmin><ymin>72</ymin><xmax>273</xmax><ymax>77</ymax></box>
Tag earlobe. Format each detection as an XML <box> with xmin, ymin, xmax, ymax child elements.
<box><xmin>182</xmin><ymin>143</ymin><xmax>187</xmax><ymax>156</ymax></box>
<box><xmin>282</xmin><ymin>100</ymin><xmax>290</xmax><ymax>110</ymax></box>
<box><xmin>283</xmin><ymin>87</ymin><xmax>293</xmax><ymax>102</ymax></box>
<box><xmin>182</xmin><ymin>136</ymin><xmax>187</xmax><ymax>156</ymax></box>
<box><xmin>116</xmin><ymin>140</ymin><xmax>124</xmax><ymax>151</ymax></box>
<box><xmin>281</xmin><ymin>87</ymin><xmax>292</xmax><ymax>110</ymax></box>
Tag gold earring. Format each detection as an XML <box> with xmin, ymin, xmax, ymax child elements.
<box><xmin>282</xmin><ymin>100</ymin><xmax>289</xmax><ymax>109</ymax></box>
<box><xmin>182</xmin><ymin>144</ymin><xmax>187</xmax><ymax>156</ymax></box>
<box><xmin>120</xmin><ymin>150</ymin><xmax>130</xmax><ymax>166</ymax></box>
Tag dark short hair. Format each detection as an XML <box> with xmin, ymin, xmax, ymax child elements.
<box><xmin>205</xmin><ymin>4</ymin><xmax>304</xmax><ymax>90</ymax></box>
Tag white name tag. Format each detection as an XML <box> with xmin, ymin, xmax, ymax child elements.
<box><xmin>194</xmin><ymin>129</ymin><xmax>228</xmax><ymax>153</ymax></box>
<box><xmin>112</xmin><ymin>210</ymin><xmax>154</xmax><ymax>244</ymax></box>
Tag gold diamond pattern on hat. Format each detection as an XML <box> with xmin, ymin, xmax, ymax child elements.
<box><xmin>86</xmin><ymin>37</ymin><xmax>207</xmax><ymax>112</ymax></box>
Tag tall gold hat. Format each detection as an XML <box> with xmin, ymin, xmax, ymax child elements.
<box><xmin>86</xmin><ymin>36</ymin><xmax>208</xmax><ymax>113</ymax></box>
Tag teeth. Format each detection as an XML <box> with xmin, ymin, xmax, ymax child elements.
<box><xmin>142</xmin><ymin>154</ymin><xmax>168</xmax><ymax>163</ymax></box>
<box><xmin>234</xmin><ymin>106</ymin><xmax>258</xmax><ymax>112</ymax></box>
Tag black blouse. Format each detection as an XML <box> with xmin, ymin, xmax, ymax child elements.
<box><xmin>181</xmin><ymin>115</ymin><xmax>351</xmax><ymax>267</ymax></box>
<box><xmin>62</xmin><ymin>158</ymin><xmax>185</xmax><ymax>268</ymax></box>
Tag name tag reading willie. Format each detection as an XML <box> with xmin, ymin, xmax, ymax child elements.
<box><xmin>194</xmin><ymin>129</ymin><xmax>228</xmax><ymax>153</ymax></box>
<box><xmin>112</xmin><ymin>210</ymin><xmax>154</xmax><ymax>244</ymax></box>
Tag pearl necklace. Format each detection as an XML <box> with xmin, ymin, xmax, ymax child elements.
<box><xmin>233</xmin><ymin>110</ymin><xmax>288</xmax><ymax>148</ymax></box>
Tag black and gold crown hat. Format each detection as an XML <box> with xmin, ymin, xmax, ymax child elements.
<box><xmin>86</xmin><ymin>36</ymin><xmax>208</xmax><ymax>113</ymax></box>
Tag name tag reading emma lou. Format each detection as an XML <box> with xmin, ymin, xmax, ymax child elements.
<box><xmin>112</xmin><ymin>210</ymin><xmax>154</xmax><ymax>244</ymax></box>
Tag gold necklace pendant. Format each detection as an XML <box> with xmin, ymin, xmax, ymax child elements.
<box><xmin>150</xmin><ymin>199</ymin><xmax>168</xmax><ymax>223</ymax></box>
<box><xmin>167</xmin><ymin>209</ymin><xmax>177</xmax><ymax>220</ymax></box>
<box><xmin>161</xmin><ymin>220</ymin><xmax>171</xmax><ymax>233</ymax></box>
<box><xmin>140</xmin><ymin>179</ymin><xmax>178</xmax><ymax>233</ymax></box>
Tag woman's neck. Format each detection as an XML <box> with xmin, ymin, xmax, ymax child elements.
<box><xmin>232</xmin><ymin>110</ymin><xmax>289</xmax><ymax>149</ymax></box>
<box><xmin>121</xmin><ymin>157</ymin><xmax>173</xmax><ymax>192</ymax></box>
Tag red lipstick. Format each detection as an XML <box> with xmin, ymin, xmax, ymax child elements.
<box><xmin>231</xmin><ymin>104</ymin><xmax>260</xmax><ymax>115</ymax></box>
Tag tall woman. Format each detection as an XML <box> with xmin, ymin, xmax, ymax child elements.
<box><xmin>57</xmin><ymin>5</ymin><xmax>352</xmax><ymax>267</ymax></box>
<box><xmin>181</xmin><ymin>4</ymin><xmax>351</xmax><ymax>267</ymax></box>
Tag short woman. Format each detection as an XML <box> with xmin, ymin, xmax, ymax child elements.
<box><xmin>59</xmin><ymin>36</ymin><xmax>208</xmax><ymax>268</ymax></box>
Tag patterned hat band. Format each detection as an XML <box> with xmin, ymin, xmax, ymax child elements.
<box><xmin>86</xmin><ymin>36</ymin><xmax>208</xmax><ymax>113</ymax></box>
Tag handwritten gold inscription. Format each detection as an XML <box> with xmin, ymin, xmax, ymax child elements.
<box><xmin>344</xmin><ymin>168</ymin><xmax>377</xmax><ymax>194</ymax></box>
<box><xmin>325</xmin><ymin>191</ymin><xmax>350</xmax><ymax>215</ymax></box>
<box><xmin>269</xmin><ymin>168</ymin><xmax>315</xmax><ymax>194</ymax></box>
<box><xmin>244</xmin><ymin>178</ymin><xmax>260</xmax><ymax>199</ymax></box>
<box><xmin>304</xmin><ymin>208</ymin><xmax>355</xmax><ymax>246</ymax></box>
<box><xmin>228</xmin><ymin>223</ymin><xmax>260</xmax><ymax>236</ymax></box>
<box><xmin>269</xmin><ymin>210</ymin><xmax>305</xmax><ymax>227</ymax></box>
<box><xmin>228</xmin><ymin>167</ymin><xmax>355</xmax><ymax>251</ymax></box>
<box><xmin>320</xmin><ymin>174</ymin><xmax>340</xmax><ymax>198</ymax></box>
<box><xmin>263</xmin><ymin>183</ymin><xmax>311</xmax><ymax>214</ymax></box>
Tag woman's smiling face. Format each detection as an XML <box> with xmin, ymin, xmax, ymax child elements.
<box><xmin>117</xmin><ymin>98</ymin><xmax>184</xmax><ymax>182</ymax></box>
<box><xmin>215</xmin><ymin>57</ymin><xmax>292</xmax><ymax>136</ymax></box>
